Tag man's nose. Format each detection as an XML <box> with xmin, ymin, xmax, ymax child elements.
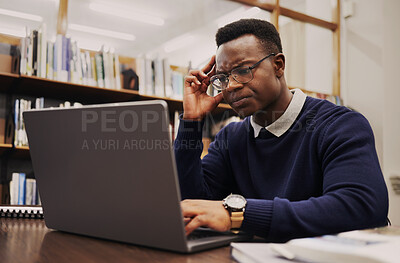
<box><xmin>225</xmin><ymin>77</ymin><xmax>243</xmax><ymax>92</ymax></box>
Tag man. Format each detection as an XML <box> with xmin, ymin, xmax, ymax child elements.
<box><xmin>174</xmin><ymin>19</ymin><xmax>388</xmax><ymax>242</ymax></box>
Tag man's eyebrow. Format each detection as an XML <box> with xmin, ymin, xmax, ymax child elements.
<box><xmin>216</xmin><ymin>60</ymin><xmax>250</xmax><ymax>74</ymax></box>
<box><xmin>216</xmin><ymin>69</ymin><xmax>228</xmax><ymax>74</ymax></box>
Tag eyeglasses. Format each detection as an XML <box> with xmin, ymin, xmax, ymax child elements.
<box><xmin>210</xmin><ymin>53</ymin><xmax>276</xmax><ymax>91</ymax></box>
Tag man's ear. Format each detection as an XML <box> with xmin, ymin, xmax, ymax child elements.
<box><xmin>273</xmin><ymin>53</ymin><xmax>285</xmax><ymax>78</ymax></box>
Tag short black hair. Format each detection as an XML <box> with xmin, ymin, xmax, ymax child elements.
<box><xmin>215</xmin><ymin>18</ymin><xmax>282</xmax><ymax>54</ymax></box>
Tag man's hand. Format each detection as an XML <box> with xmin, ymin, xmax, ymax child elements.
<box><xmin>183</xmin><ymin>55</ymin><xmax>224</xmax><ymax>121</ymax></box>
<box><xmin>181</xmin><ymin>199</ymin><xmax>231</xmax><ymax>235</ymax></box>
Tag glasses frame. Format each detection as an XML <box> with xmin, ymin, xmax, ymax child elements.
<box><xmin>210</xmin><ymin>53</ymin><xmax>276</xmax><ymax>91</ymax></box>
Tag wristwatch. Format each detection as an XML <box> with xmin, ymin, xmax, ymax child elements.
<box><xmin>223</xmin><ymin>194</ymin><xmax>247</xmax><ymax>233</ymax></box>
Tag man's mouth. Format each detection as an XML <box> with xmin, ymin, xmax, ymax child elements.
<box><xmin>231</xmin><ymin>96</ymin><xmax>250</xmax><ymax>107</ymax></box>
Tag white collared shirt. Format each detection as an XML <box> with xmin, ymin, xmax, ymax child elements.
<box><xmin>250</xmin><ymin>89</ymin><xmax>307</xmax><ymax>138</ymax></box>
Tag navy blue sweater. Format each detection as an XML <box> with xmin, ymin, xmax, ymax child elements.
<box><xmin>174</xmin><ymin>97</ymin><xmax>388</xmax><ymax>242</ymax></box>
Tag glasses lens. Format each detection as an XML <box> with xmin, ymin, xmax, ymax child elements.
<box><xmin>211</xmin><ymin>75</ymin><xmax>228</xmax><ymax>90</ymax></box>
<box><xmin>232</xmin><ymin>67</ymin><xmax>252</xmax><ymax>83</ymax></box>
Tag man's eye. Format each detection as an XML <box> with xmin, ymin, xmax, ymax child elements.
<box><xmin>235</xmin><ymin>68</ymin><xmax>250</xmax><ymax>75</ymax></box>
<box><xmin>218</xmin><ymin>76</ymin><xmax>229</xmax><ymax>82</ymax></box>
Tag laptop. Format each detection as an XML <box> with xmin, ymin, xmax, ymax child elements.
<box><xmin>23</xmin><ymin>100</ymin><xmax>252</xmax><ymax>253</ymax></box>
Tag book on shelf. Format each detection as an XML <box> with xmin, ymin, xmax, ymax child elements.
<box><xmin>10</xmin><ymin>172</ymin><xmax>25</xmax><ymax>205</ymax></box>
<box><xmin>59</xmin><ymin>35</ymin><xmax>69</xmax><ymax>82</ymax></box>
<box><xmin>39</xmin><ymin>23</ymin><xmax>47</xmax><ymax>78</ymax></box>
<box><xmin>14</xmin><ymin>97</ymin><xmax>43</xmax><ymax>147</ymax></box>
<box><xmin>135</xmin><ymin>56</ymin><xmax>146</xmax><ymax>94</ymax></box>
<box><xmin>152</xmin><ymin>57</ymin><xmax>164</xmax><ymax>97</ymax></box>
<box><xmin>171</xmin><ymin>70</ymin><xmax>184</xmax><ymax>100</ymax></box>
<box><xmin>101</xmin><ymin>45</ymin><xmax>111</xmax><ymax>89</ymax></box>
<box><xmin>25</xmin><ymin>178</ymin><xmax>37</xmax><ymax>205</ymax></box>
<box><xmin>32</xmin><ymin>29</ymin><xmax>38</xmax><ymax>76</ymax></box>
<box><xmin>231</xmin><ymin>226</ymin><xmax>400</xmax><ymax>263</ymax></box>
<box><xmin>0</xmin><ymin>205</ymin><xmax>43</xmax><ymax>219</ymax></box>
<box><xmin>94</xmin><ymin>52</ymin><xmax>105</xmax><ymax>88</ymax></box>
<box><xmin>163</xmin><ymin>58</ymin><xmax>174</xmax><ymax>98</ymax></box>
<box><xmin>9</xmin><ymin>173</ymin><xmax>40</xmax><ymax>206</ymax></box>
<box><xmin>26</xmin><ymin>29</ymin><xmax>33</xmax><ymax>76</ymax></box>
<box><xmin>114</xmin><ymin>51</ymin><xmax>122</xmax><ymax>90</ymax></box>
<box><xmin>144</xmin><ymin>58</ymin><xmax>154</xmax><ymax>95</ymax></box>
<box><xmin>19</xmin><ymin>29</ymin><xmax>27</xmax><ymax>75</ymax></box>
<box><xmin>54</xmin><ymin>34</ymin><xmax>62</xmax><ymax>80</ymax></box>
<box><xmin>46</xmin><ymin>41</ymin><xmax>54</xmax><ymax>80</ymax></box>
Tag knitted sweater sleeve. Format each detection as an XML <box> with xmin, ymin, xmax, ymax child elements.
<box><xmin>243</xmin><ymin>112</ymin><xmax>388</xmax><ymax>242</ymax></box>
<box><xmin>173</xmin><ymin>118</ymin><xmax>233</xmax><ymax>200</ymax></box>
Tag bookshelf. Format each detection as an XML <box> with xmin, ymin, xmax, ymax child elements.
<box><xmin>0</xmin><ymin>72</ymin><xmax>233</xmax><ymax>113</ymax></box>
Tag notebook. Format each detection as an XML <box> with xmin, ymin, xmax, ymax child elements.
<box><xmin>23</xmin><ymin>100</ymin><xmax>252</xmax><ymax>253</ymax></box>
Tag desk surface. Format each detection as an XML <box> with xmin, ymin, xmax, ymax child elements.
<box><xmin>0</xmin><ymin>218</ymin><xmax>235</xmax><ymax>263</ymax></box>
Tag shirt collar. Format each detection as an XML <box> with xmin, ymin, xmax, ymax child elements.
<box><xmin>250</xmin><ymin>89</ymin><xmax>307</xmax><ymax>138</ymax></box>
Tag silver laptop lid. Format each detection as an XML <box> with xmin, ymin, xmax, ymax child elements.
<box><xmin>24</xmin><ymin>100</ymin><xmax>189</xmax><ymax>252</ymax></box>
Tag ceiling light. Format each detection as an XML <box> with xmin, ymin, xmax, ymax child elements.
<box><xmin>69</xmin><ymin>24</ymin><xmax>135</xmax><ymax>41</ymax></box>
<box><xmin>164</xmin><ymin>35</ymin><xmax>195</xmax><ymax>53</ymax></box>
<box><xmin>75</xmin><ymin>39</ymin><xmax>103</xmax><ymax>52</ymax></box>
<box><xmin>0</xmin><ymin>26</ymin><xmax>26</xmax><ymax>38</ymax></box>
<box><xmin>89</xmin><ymin>3</ymin><xmax>164</xmax><ymax>26</ymax></box>
<box><xmin>0</xmin><ymin>8</ymin><xmax>43</xmax><ymax>22</ymax></box>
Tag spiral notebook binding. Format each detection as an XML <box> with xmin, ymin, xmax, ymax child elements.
<box><xmin>0</xmin><ymin>206</ymin><xmax>43</xmax><ymax>219</ymax></box>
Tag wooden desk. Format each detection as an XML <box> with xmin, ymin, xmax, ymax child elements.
<box><xmin>0</xmin><ymin>218</ymin><xmax>235</xmax><ymax>263</ymax></box>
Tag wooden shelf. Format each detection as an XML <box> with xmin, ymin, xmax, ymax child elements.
<box><xmin>0</xmin><ymin>144</ymin><xmax>31</xmax><ymax>159</ymax></box>
<box><xmin>0</xmin><ymin>143</ymin><xmax>12</xmax><ymax>155</ymax></box>
<box><xmin>0</xmin><ymin>72</ymin><xmax>234</xmax><ymax>115</ymax></box>
<box><xmin>13</xmin><ymin>146</ymin><xmax>30</xmax><ymax>159</ymax></box>
<box><xmin>16</xmin><ymin>75</ymin><xmax>140</xmax><ymax>104</ymax></box>
<box><xmin>0</xmin><ymin>72</ymin><xmax>20</xmax><ymax>93</ymax></box>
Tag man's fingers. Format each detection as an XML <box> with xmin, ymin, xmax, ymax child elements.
<box><xmin>213</xmin><ymin>92</ymin><xmax>224</xmax><ymax>104</ymax></box>
<box><xmin>185</xmin><ymin>75</ymin><xmax>201</xmax><ymax>86</ymax></box>
<box><xmin>181</xmin><ymin>200</ymin><xmax>201</xmax><ymax>218</ymax></box>
<box><xmin>185</xmin><ymin>216</ymin><xmax>204</xmax><ymax>236</ymax></box>
<box><xmin>201</xmin><ymin>55</ymin><xmax>216</xmax><ymax>76</ymax></box>
<box><xmin>207</xmin><ymin>64</ymin><xmax>216</xmax><ymax>78</ymax></box>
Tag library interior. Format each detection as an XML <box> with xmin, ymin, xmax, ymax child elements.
<box><xmin>0</xmin><ymin>0</ymin><xmax>399</xmax><ymax>262</ymax></box>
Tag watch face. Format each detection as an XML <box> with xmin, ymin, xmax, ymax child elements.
<box><xmin>226</xmin><ymin>194</ymin><xmax>246</xmax><ymax>209</ymax></box>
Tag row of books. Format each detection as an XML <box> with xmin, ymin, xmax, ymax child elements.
<box><xmin>16</xmin><ymin>25</ymin><xmax>188</xmax><ymax>99</ymax></box>
<box><xmin>14</xmin><ymin>97</ymin><xmax>82</xmax><ymax>147</ymax></box>
<box><xmin>19</xmin><ymin>24</ymin><xmax>122</xmax><ymax>90</ymax></box>
<box><xmin>14</xmin><ymin>97</ymin><xmax>44</xmax><ymax>147</ymax></box>
<box><xmin>135</xmin><ymin>58</ymin><xmax>186</xmax><ymax>100</ymax></box>
<box><xmin>9</xmin><ymin>173</ymin><xmax>40</xmax><ymax>206</ymax></box>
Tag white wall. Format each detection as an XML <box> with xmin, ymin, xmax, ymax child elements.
<box><xmin>342</xmin><ymin>0</ymin><xmax>400</xmax><ymax>225</ymax></box>
<box><xmin>383</xmin><ymin>0</ymin><xmax>400</xmax><ymax>225</ymax></box>
<box><xmin>305</xmin><ymin>0</ymin><xmax>332</xmax><ymax>94</ymax></box>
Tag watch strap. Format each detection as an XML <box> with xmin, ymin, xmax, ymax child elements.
<box><xmin>231</xmin><ymin>211</ymin><xmax>244</xmax><ymax>229</ymax></box>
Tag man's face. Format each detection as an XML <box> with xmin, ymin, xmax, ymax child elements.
<box><xmin>216</xmin><ymin>34</ymin><xmax>283</xmax><ymax>117</ymax></box>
